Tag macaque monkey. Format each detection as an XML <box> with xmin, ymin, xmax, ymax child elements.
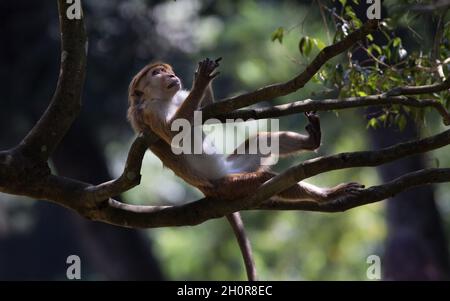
<box><xmin>127</xmin><ymin>58</ymin><xmax>364</xmax><ymax>281</ymax></box>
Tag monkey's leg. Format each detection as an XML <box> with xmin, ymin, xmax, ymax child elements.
<box><xmin>267</xmin><ymin>111</ymin><xmax>321</xmax><ymax>155</ymax></box>
<box><xmin>230</xmin><ymin>111</ymin><xmax>321</xmax><ymax>160</ymax></box>
<box><xmin>217</xmin><ymin>171</ymin><xmax>364</xmax><ymax>203</ymax></box>
<box><xmin>276</xmin><ymin>180</ymin><xmax>365</xmax><ymax>202</ymax></box>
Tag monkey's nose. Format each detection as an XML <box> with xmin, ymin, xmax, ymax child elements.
<box><xmin>168</xmin><ymin>74</ymin><xmax>175</xmax><ymax>78</ymax></box>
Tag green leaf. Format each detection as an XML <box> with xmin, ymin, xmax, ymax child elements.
<box><xmin>356</xmin><ymin>91</ymin><xmax>368</xmax><ymax>97</ymax></box>
<box><xmin>392</xmin><ymin>37</ymin><xmax>401</xmax><ymax>48</ymax></box>
<box><xmin>367</xmin><ymin>118</ymin><xmax>379</xmax><ymax>129</ymax></box>
<box><xmin>369</xmin><ymin>44</ymin><xmax>382</xmax><ymax>56</ymax></box>
<box><xmin>397</xmin><ymin>114</ymin><xmax>407</xmax><ymax>131</ymax></box>
<box><xmin>384</xmin><ymin>46</ymin><xmax>392</xmax><ymax>60</ymax></box>
<box><xmin>271</xmin><ymin>27</ymin><xmax>285</xmax><ymax>44</ymax></box>
<box><xmin>299</xmin><ymin>36</ymin><xmax>313</xmax><ymax>56</ymax></box>
<box><xmin>433</xmin><ymin>157</ymin><xmax>440</xmax><ymax>168</ymax></box>
<box><xmin>313</xmin><ymin>38</ymin><xmax>326</xmax><ymax>50</ymax></box>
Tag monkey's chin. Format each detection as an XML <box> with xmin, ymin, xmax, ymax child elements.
<box><xmin>167</xmin><ymin>80</ymin><xmax>180</xmax><ymax>90</ymax></box>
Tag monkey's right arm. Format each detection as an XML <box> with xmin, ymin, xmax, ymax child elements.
<box><xmin>197</xmin><ymin>58</ymin><xmax>221</xmax><ymax>107</ymax></box>
<box><xmin>200</xmin><ymin>83</ymin><xmax>215</xmax><ymax>107</ymax></box>
<box><xmin>171</xmin><ymin>58</ymin><xmax>220</xmax><ymax>123</ymax></box>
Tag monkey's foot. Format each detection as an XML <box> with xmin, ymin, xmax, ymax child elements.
<box><xmin>304</xmin><ymin>111</ymin><xmax>321</xmax><ymax>150</ymax></box>
<box><xmin>323</xmin><ymin>182</ymin><xmax>365</xmax><ymax>202</ymax></box>
<box><xmin>305</xmin><ymin>111</ymin><xmax>320</xmax><ymax>129</ymax></box>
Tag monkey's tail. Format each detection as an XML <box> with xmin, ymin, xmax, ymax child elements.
<box><xmin>226</xmin><ymin>212</ymin><xmax>257</xmax><ymax>281</ymax></box>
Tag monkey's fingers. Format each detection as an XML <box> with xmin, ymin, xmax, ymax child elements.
<box><xmin>214</xmin><ymin>57</ymin><xmax>223</xmax><ymax>66</ymax></box>
<box><xmin>343</xmin><ymin>182</ymin><xmax>365</xmax><ymax>195</ymax></box>
<box><xmin>305</xmin><ymin>112</ymin><xmax>320</xmax><ymax>128</ymax></box>
<box><xmin>207</xmin><ymin>58</ymin><xmax>215</xmax><ymax>70</ymax></box>
<box><xmin>199</xmin><ymin>59</ymin><xmax>208</xmax><ymax>74</ymax></box>
<box><xmin>345</xmin><ymin>182</ymin><xmax>365</xmax><ymax>189</ymax></box>
<box><xmin>305</xmin><ymin>111</ymin><xmax>318</xmax><ymax>118</ymax></box>
<box><xmin>207</xmin><ymin>60</ymin><xmax>220</xmax><ymax>74</ymax></box>
<box><xmin>209</xmin><ymin>71</ymin><xmax>220</xmax><ymax>79</ymax></box>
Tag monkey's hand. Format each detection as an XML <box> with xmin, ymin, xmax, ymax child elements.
<box><xmin>304</xmin><ymin>111</ymin><xmax>321</xmax><ymax>150</ymax></box>
<box><xmin>322</xmin><ymin>182</ymin><xmax>365</xmax><ymax>202</ymax></box>
<box><xmin>194</xmin><ymin>57</ymin><xmax>221</xmax><ymax>89</ymax></box>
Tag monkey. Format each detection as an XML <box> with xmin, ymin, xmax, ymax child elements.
<box><xmin>127</xmin><ymin>58</ymin><xmax>364</xmax><ymax>281</ymax></box>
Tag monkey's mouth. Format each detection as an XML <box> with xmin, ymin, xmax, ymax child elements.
<box><xmin>167</xmin><ymin>80</ymin><xmax>179</xmax><ymax>89</ymax></box>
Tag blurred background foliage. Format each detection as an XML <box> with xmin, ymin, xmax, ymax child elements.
<box><xmin>0</xmin><ymin>0</ymin><xmax>449</xmax><ymax>280</ymax></box>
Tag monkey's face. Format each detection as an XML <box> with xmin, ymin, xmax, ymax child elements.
<box><xmin>143</xmin><ymin>65</ymin><xmax>181</xmax><ymax>99</ymax></box>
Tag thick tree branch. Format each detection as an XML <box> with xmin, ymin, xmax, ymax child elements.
<box><xmin>212</xmin><ymin>95</ymin><xmax>450</xmax><ymax>125</ymax></box>
<box><xmin>84</xmin><ymin>135</ymin><xmax>148</xmax><ymax>201</ymax></box>
<box><xmin>258</xmin><ymin>168</ymin><xmax>450</xmax><ymax>211</ymax></box>
<box><xmin>79</xmin><ymin>127</ymin><xmax>450</xmax><ymax>227</ymax></box>
<box><xmin>202</xmin><ymin>20</ymin><xmax>379</xmax><ymax>118</ymax></box>
<box><xmin>83</xmin><ymin>131</ymin><xmax>160</xmax><ymax>202</ymax></box>
<box><xmin>17</xmin><ymin>0</ymin><xmax>87</xmax><ymax>162</ymax></box>
<box><xmin>6</xmin><ymin>128</ymin><xmax>447</xmax><ymax>229</ymax></box>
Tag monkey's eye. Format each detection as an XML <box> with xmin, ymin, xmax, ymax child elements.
<box><xmin>151</xmin><ymin>69</ymin><xmax>160</xmax><ymax>76</ymax></box>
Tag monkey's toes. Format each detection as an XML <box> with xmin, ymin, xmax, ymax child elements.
<box><xmin>305</xmin><ymin>111</ymin><xmax>320</xmax><ymax>122</ymax></box>
<box><xmin>343</xmin><ymin>182</ymin><xmax>365</xmax><ymax>195</ymax></box>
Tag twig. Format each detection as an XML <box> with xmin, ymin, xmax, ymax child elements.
<box><xmin>202</xmin><ymin>20</ymin><xmax>379</xmax><ymax>118</ymax></box>
<box><xmin>211</xmin><ymin>95</ymin><xmax>450</xmax><ymax>126</ymax></box>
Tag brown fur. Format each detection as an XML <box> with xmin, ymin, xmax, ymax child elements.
<box><xmin>127</xmin><ymin>62</ymin><xmax>174</xmax><ymax>133</ymax></box>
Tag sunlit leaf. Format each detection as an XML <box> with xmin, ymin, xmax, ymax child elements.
<box><xmin>367</xmin><ymin>118</ymin><xmax>379</xmax><ymax>129</ymax></box>
<box><xmin>392</xmin><ymin>37</ymin><xmax>401</xmax><ymax>48</ymax></box>
<box><xmin>299</xmin><ymin>36</ymin><xmax>313</xmax><ymax>56</ymax></box>
<box><xmin>271</xmin><ymin>27</ymin><xmax>285</xmax><ymax>44</ymax></box>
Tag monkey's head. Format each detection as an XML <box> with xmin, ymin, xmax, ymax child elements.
<box><xmin>128</xmin><ymin>62</ymin><xmax>181</xmax><ymax>106</ymax></box>
<box><xmin>128</xmin><ymin>62</ymin><xmax>181</xmax><ymax>133</ymax></box>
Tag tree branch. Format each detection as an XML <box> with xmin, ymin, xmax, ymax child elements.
<box><xmin>258</xmin><ymin>168</ymin><xmax>450</xmax><ymax>212</ymax></box>
<box><xmin>84</xmin><ymin>135</ymin><xmax>148</xmax><ymax>202</ymax></box>
<box><xmin>83</xmin><ymin>130</ymin><xmax>160</xmax><ymax>202</ymax></box>
<box><xmin>202</xmin><ymin>20</ymin><xmax>379</xmax><ymax>118</ymax></box>
<box><xmin>8</xmin><ymin>128</ymin><xmax>447</xmax><ymax>229</ymax></box>
<box><xmin>17</xmin><ymin>0</ymin><xmax>87</xmax><ymax>162</ymax></box>
<box><xmin>211</xmin><ymin>95</ymin><xmax>450</xmax><ymax>125</ymax></box>
<box><xmin>240</xmin><ymin>129</ymin><xmax>450</xmax><ymax>209</ymax></box>
<box><xmin>386</xmin><ymin>77</ymin><xmax>450</xmax><ymax>96</ymax></box>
